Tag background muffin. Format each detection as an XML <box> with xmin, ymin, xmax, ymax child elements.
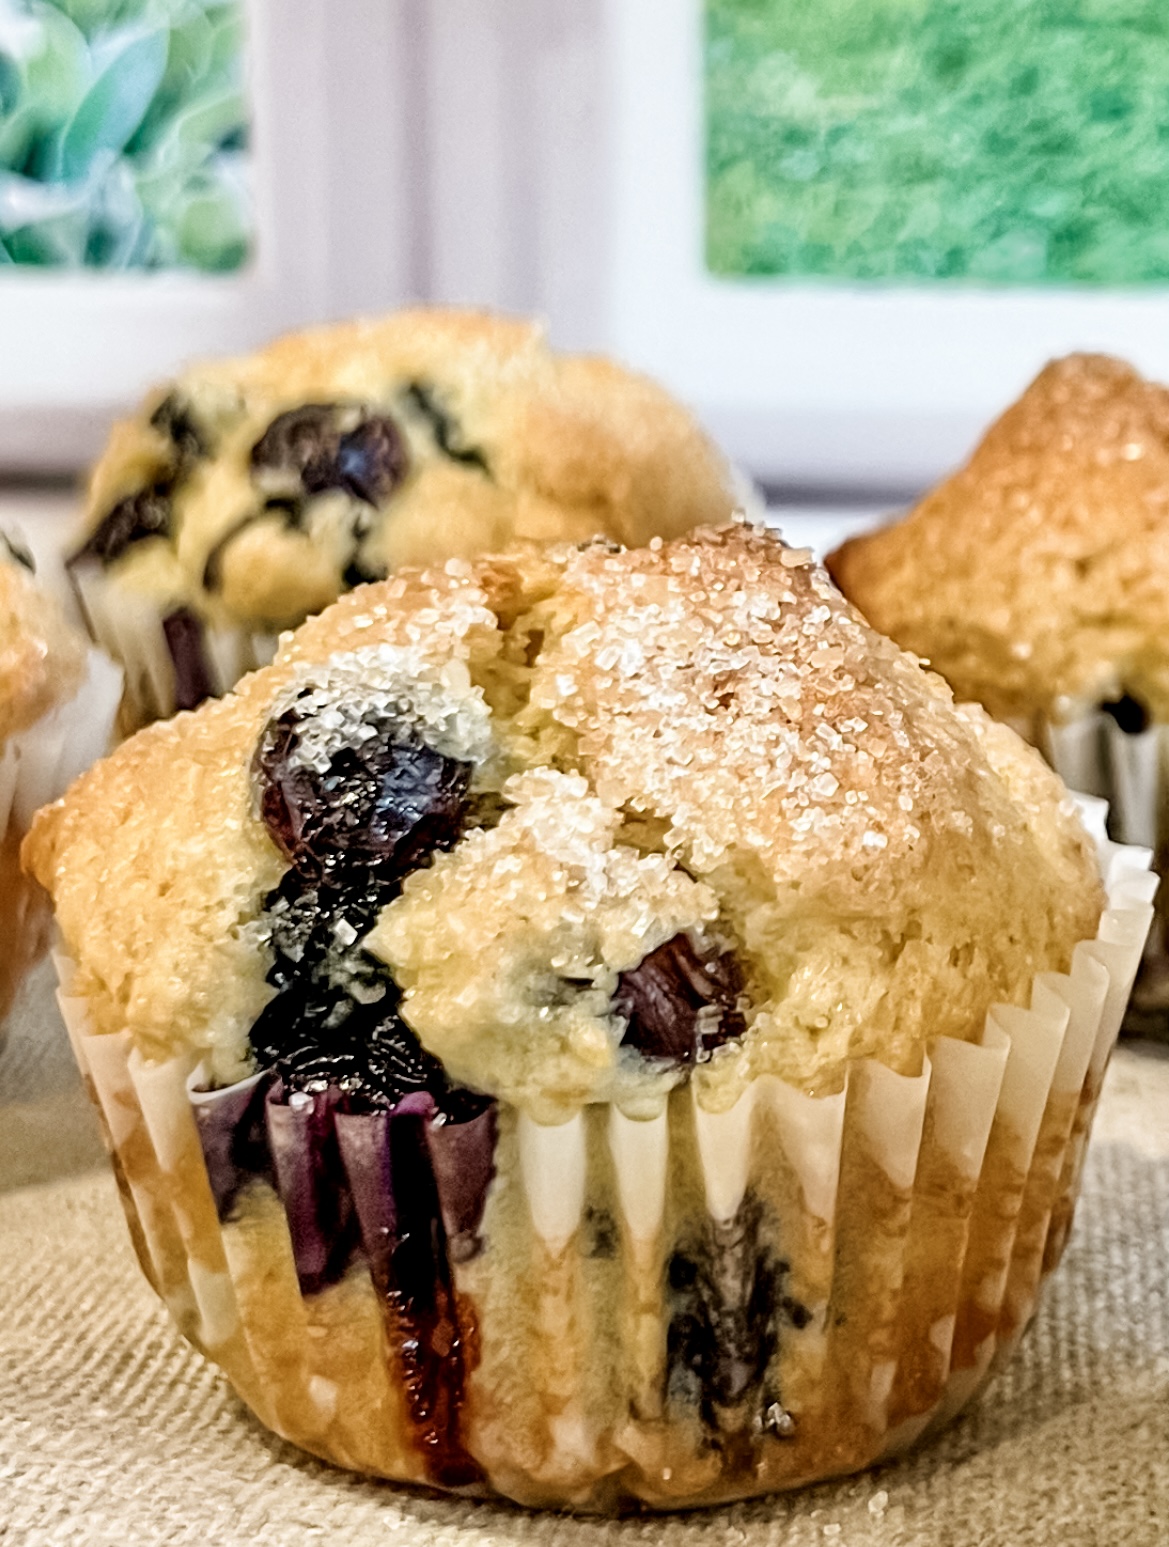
<box><xmin>69</xmin><ymin>308</ymin><xmax>739</xmax><ymax>730</ymax></box>
<box><xmin>827</xmin><ymin>354</ymin><xmax>1169</xmax><ymax>1025</ymax></box>
<box><xmin>0</xmin><ymin>541</ymin><xmax>120</xmax><ymax>1023</ymax></box>
<box><xmin>26</xmin><ymin>524</ymin><xmax>1148</xmax><ymax>1509</ymax></box>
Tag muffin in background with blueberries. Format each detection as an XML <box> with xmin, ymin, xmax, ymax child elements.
<box><xmin>0</xmin><ymin>538</ymin><xmax>120</xmax><ymax>1025</ymax></box>
<box><xmin>69</xmin><ymin>307</ymin><xmax>739</xmax><ymax>731</ymax></box>
<box><xmin>827</xmin><ymin>353</ymin><xmax>1169</xmax><ymax>1030</ymax></box>
<box><xmin>25</xmin><ymin>523</ymin><xmax>1150</xmax><ymax>1509</ymax></box>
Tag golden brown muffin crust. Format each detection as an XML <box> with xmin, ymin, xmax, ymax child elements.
<box><xmin>78</xmin><ymin>308</ymin><xmax>736</xmax><ymax>632</ymax></box>
<box><xmin>0</xmin><ymin>554</ymin><xmax>86</xmax><ymax>744</ymax></box>
<box><xmin>27</xmin><ymin>525</ymin><xmax>1103</xmax><ymax>1100</ymax></box>
<box><xmin>827</xmin><ymin>354</ymin><xmax>1169</xmax><ymax>721</ymax></box>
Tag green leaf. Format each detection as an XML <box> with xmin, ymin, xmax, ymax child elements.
<box><xmin>23</xmin><ymin>3</ymin><xmax>91</xmax><ymax>126</ymax></box>
<box><xmin>173</xmin><ymin>175</ymin><xmax>247</xmax><ymax>269</ymax></box>
<box><xmin>0</xmin><ymin>50</ymin><xmax>22</xmax><ymax>116</ymax></box>
<box><xmin>56</xmin><ymin>25</ymin><xmax>168</xmax><ymax>181</ymax></box>
<box><xmin>0</xmin><ymin>167</ymin><xmax>89</xmax><ymax>233</ymax></box>
<box><xmin>5</xmin><ymin>204</ymin><xmax>91</xmax><ymax>265</ymax></box>
<box><xmin>165</xmin><ymin>84</ymin><xmax>245</xmax><ymax>155</ymax></box>
<box><xmin>0</xmin><ymin>103</ymin><xmax>38</xmax><ymax>172</ymax></box>
<box><xmin>127</xmin><ymin>7</ymin><xmax>214</xmax><ymax>151</ymax></box>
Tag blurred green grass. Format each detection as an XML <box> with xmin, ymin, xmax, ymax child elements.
<box><xmin>0</xmin><ymin>0</ymin><xmax>249</xmax><ymax>271</ymax></box>
<box><xmin>706</xmin><ymin>0</ymin><xmax>1169</xmax><ymax>283</ymax></box>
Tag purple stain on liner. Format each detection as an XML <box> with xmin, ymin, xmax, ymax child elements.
<box><xmin>162</xmin><ymin>606</ymin><xmax>217</xmax><ymax>711</ymax></box>
<box><xmin>335</xmin><ymin>1092</ymin><xmax>483</xmax><ymax>1488</ymax></box>
<box><xmin>265</xmin><ymin>1081</ymin><xmax>358</xmax><ymax>1296</ymax></box>
<box><xmin>333</xmin><ymin>1102</ymin><xmax>402</xmax><ymax>1275</ymax></box>
<box><xmin>425</xmin><ymin>1104</ymin><xmax>498</xmax><ymax>1264</ymax></box>
<box><xmin>189</xmin><ymin>1068</ymin><xmax>276</xmax><ymax>1221</ymax></box>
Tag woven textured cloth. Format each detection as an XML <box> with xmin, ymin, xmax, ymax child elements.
<box><xmin>1</xmin><ymin>961</ymin><xmax>1166</xmax><ymax>1546</ymax></box>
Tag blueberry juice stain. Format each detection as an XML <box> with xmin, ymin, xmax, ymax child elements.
<box><xmin>665</xmin><ymin>1195</ymin><xmax>809</xmax><ymax>1461</ymax></box>
<box><xmin>244</xmin><ymin>696</ymin><xmax>493</xmax><ymax>1484</ymax></box>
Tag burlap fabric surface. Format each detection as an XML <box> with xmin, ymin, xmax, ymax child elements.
<box><xmin>1</xmin><ymin>962</ymin><xmax>1166</xmax><ymax>1547</ymax></box>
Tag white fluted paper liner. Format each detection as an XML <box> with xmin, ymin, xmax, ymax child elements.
<box><xmin>1016</xmin><ymin>709</ymin><xmax>1169</xmax><ymax>1026</ymax></box>
<box><xmin>50</xmin><ymin>801</ymin><xmax>1152</xmax><ymax>1509</ymax></box>
<box><xmin>72</xmin><ymin>565</ymin><xmax>277</xmax><ymax>725</ymax></box>
<box><xmin>0</xmin><ymin>648</ymin><xmax>122</xmax><ymax>834</ymax></box>
<box><xmin>0</xmin><ymin>648</ymin><xmax>122</xmax><ymax>1026</ymax></box>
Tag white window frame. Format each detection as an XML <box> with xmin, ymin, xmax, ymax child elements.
<box><xmin>0</xmin><ymin>0</ymin><xmax>420</xmax><ymax>472</ymax></box>
<box><xmin>602</xmin><ymin>0</ymin><xmax>1169</xmax><ymax>490</ymax></box>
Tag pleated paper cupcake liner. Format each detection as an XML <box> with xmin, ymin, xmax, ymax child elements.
<box><xmin>70</xmin><ymin>565</ymin><xmax>277</xmax><ymax>730</ymax></box>
<box><xmin>0</xmin><ymin>649</ymin><xmax>122</xmax><ymax>1027</ymax></box>
<box><xmin>1008</xmin><ymin>709</ymin><xmax>1169</xmax><ymax>1034</ymax></box>
<box><xmin>51</xmin><ymin>801</ymin><xmax>1152</xmax><ymax>1510</ymax></box>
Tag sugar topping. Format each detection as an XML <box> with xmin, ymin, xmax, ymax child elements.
<box><xmin>522</xmin><ymin>523</ymin><xmax>983</xmax><ymax>892</ymax></box>
<box><xmin>267</xmin><ymin>642</ymin><xmax>499</xmax><ymax>781</ymax></box>
<box><xmin>26</xmin><ymin>520</ymin><xmax>1103</xmax><ymax>1103</ymax></box>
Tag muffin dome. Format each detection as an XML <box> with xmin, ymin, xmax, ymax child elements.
<box><xmin>69</xmin><ymin>309</ymin><xmax>737</xmax><ymax>725</ymax></box>
<box><xmin>27</xmin><ymin>523</ymin><xmax>1101</xmax><ymax>1111</ymax></box>
<box><xmin>827</xmin><ymin>354</ymin><xmax>1169</xmax><ymax>723</ymax></box>
<box><xmin>0</xmin><ymin>542</ymin><xmax>85</xmax><ymax>744</ymax></box>
<box><xmin>1</xmin><ymin>542</ymin><xmax>120</xmax><ymax>1025</ymax></box>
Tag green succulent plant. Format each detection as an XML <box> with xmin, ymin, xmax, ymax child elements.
<box><xmin>0</xmin><ymin>0</ymin><xmax>249</xmax><ymax>270</ymax></box>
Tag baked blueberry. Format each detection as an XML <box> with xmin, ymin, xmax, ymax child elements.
<box><xmin>254</xmin><ymin>704</ymin><xmax>473</xmax><ymax>882</ymax></box>
<box><xmin>616</xmin><ymin>933</ymin><xmax>746</xmax><ymax>1064</ymax></box>
<box><xmin>69</xmin><ymin>484</ymin><xmax>172</xmax><ymax>567</ymax></box>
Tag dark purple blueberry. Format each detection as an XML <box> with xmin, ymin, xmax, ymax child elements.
<box><xmin>616</xmin><ymin>934</ymin><xmax>746</xmax><ymax>1064</ymax></box>
<box><xmin>250</xmin><ymin>868</ymin><xmax>487</xmax><ymax>1116</ymax></box>
<box><xmin>404</xmin><ymin>381</ymin><xmax>489</xmax><ymax>473</ymax></box>
<box><xmin>251</xmin><ymin>404</ymin><xmax>349</xmax><ymax>485</ymax></box>
<box><xmin>1101</xmin><ymin>693</ymin><xmax>1150</xmax><ymax>736</ymax></box>
<box><xmin>150</xmin><ymin>392</ymin><xmax>208</xmax><ymax>462</ymax></box>
<box><xmin>250</xmin><ymin>964</ymin><xmax>465</xmax><ymax>1115</ymax></box>
<box><xmin>251</xmin><ymin>404</ymin><xmax>410</xmax><ymax>507</ymax></box>
<box><xmin>162</xmin><ymin>607</ymin><xmax>215</xmax><ymax>711</ymax></box>
<box><xmin>255</xmin><ymin>708</ymin><xmax>473</xmax><ymax>881</ymax></box>
<box><xmin>342</xmin><ymin>555</ymin><xmax>389</xmax><ymax>589</ymax></box>
<box><xmin>68</xmin><ymin>484</ymin><xmax>171</xmax><ymax>567</ymax></box>
<box><xmin>328</xmin><ymin>417</ymin><xmax>409</xmax><ymax>504</ymax></box>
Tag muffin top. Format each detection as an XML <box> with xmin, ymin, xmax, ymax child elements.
<box><xmin>827</xmin><ymin>354</ymin><xmax>1169</xmax><ymax>723</ymax></box>
<box><xmin>26</xmin><ymin>524</ymin><xmax>1102</xmax><ymax>1119</ymax></box>
<box><xmin>71</xmin><ymin>308</ymin><xmax>736</xmax><ymax>634</ymax></box>
<box><xmin>0</xmin><ymin>542</ymin><xmax>86</xmax><ymax>745</ymax></box>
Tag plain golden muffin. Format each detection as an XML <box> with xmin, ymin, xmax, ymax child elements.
<box><xmin>25</xmin><ymin>524</ymin><xmax>1118</xmax><ymax>1508</ymax></box>
<box><xmin>827</xmin><ymin>354</ymin><xmax>1169</xmax><ymax>724</ymax></box>
<box><xmin>0</xmin><ymin>544</ymin><xmax>85</xmax><ymax>745</ymax></box>
<box><xmin>0</xmin><ymin>544</ymin><xmax>93</xmax><ymax>1021</ymax></box>
<box><xmin>69</xmin><ymin>308</ymin><xmax>739</xmax><ymax>725</ymax></box>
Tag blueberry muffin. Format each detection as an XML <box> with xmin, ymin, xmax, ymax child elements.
<box><xmin>0</xmin><ymin>539</ymin><xmax>120</xmax><ymax>1022</ymax></box>
<box><xmin>827</xmin><ymin>353</ymin><xmax>1169</xmax><ymax>1026</ymax></box>
<box><xmin>69</xmin><ymin>308</ymin><xmax>738</xmax><ymax>729</ymax></box>
<box><xmin>26</xmin><ymin>525</ymin><xmax>1148</xmax><ymax>1509</ymax></box>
